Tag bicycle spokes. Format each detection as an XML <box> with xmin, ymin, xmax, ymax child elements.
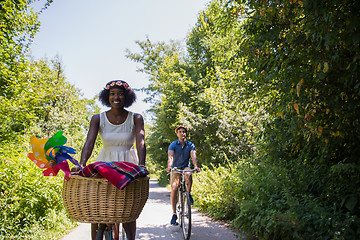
<box><xmin>181</xmin><ymin>191</ymin><xmax>192</xmax><ymax>240</ymax></box>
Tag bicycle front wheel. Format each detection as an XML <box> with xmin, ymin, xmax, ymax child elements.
<box><xmin>96</xmin><ymin>223</ymin><xmax>113</xmax><ymax>240</ymax></box>
<box><xmin>180</xmin><ymin>191</ymin><xmax>192</xmax><ymax>240</ymax></box>
<box><xmin>120</xmin><ymin>225</ymin><xmax>127</xmax><ymax>240</ymax></box>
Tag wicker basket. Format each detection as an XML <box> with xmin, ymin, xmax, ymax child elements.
<box><xmin>62</xmin><ymin>175</ymin><xmax>149</xmax><ymax>223</ymax></box>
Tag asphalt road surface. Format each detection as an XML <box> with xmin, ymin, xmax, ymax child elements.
<box><xmin>60</xmin><ymin>179</ymin><xmax>247</xmax><ymax>240</ymax></box>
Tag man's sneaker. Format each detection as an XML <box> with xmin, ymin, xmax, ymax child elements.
<box><xmin>170</xmin><ymin>214</ymin><xmax>178</xmax><ymax>225</ymax></box>
<box><xmin>189</xmin><ymin>193</ymin><xmax>194</xmax><ymax>205</ymax></box>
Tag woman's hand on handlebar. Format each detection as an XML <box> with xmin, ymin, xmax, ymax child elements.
<box><xmin>138</xmin><ymin>164</ymin><xmax>147</xmax><ymax>171</ymax></box>
<box><xmin>70</xmin><ymin>166</ymin><xmax>80</xmax><ymax>174</ymax></box>
<box><xmin>70</xmin><ymin>164</ymin><xmax>85</xmax><ymax>174</ymax></box>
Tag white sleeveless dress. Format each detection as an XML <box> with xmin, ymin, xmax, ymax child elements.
<box><xmin>95</xmin><ymin>111</ymin><xmax>139</xmax><ymax>164</ymax></box>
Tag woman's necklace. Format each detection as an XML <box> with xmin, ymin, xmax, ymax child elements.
<box><xmin>115</xmin><ymin>118</ymin><xmax>123</xmax><ymax>124</ymax></box>
<box><xmin>107</xmin><ymin>110</ymin><xmax>127</xmax><ymax>125</ymax></box>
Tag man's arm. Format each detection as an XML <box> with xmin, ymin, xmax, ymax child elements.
<box><xmin>190</xmin><ymin>150</ymin><xmax>200</xmax><ymax>172</ymax></box>
<box><xmin>166</xmin><ymin>150</ymin><xmax>174</xmax><ymax>172</ymax></box>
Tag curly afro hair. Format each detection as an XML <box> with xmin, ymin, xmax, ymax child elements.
<box><xmin>98</xmin><ymin>80</ymin><xmax>136</xmax><ymax>108</ymax></box>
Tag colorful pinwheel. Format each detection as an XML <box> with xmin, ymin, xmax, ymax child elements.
<box><xmin>27</xmin><ymin>131</ymin><xmax>81</xmax><ymax>180</ymax></box>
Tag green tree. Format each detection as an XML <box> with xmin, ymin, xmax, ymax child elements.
<box><xmin>0</xmin><ymin>0</ymin><xmax>52</xmax><ymax>141</ymax></box>
<box><xmin>217</xmin><ymin>0</ymin><xmax>360</xmax><ymax>238</ymax></box>
<box><xmin>0</xmin><ymin>1</ymin><xmax>100</xmax><ymax>238</ymax></box>
<box><xmin>0</xmin><ymin>56</ymin><xmax>98</xmax><ymax>239</ymax></box>
<box><xmin>126</xmin><ymin>38</ymin><xmax>194</xmax><ymax>179</ymax></box>
<box><xmin>182</xmin><ymin>1</ymin><xmax>264</xmax><ymax>163</ymax></box>
<box><xmin>128</xmin><ymin>0</ymin><xmax>360</xmax><ymax>238</ymax></box>
<box><xmin>126</xmin><ymin>2</ymin><xmax>259</xmax><ymax>171</ymax></box>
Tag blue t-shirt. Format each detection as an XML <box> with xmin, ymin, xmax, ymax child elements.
<box><xmin>168</xmin><ymin>140</ymin><xmax>196</xmax><ymax>169</ymax></box>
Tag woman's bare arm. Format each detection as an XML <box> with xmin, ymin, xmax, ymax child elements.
<box><xmin>80</xmin><ymin>114</ymin><xmax>100</xmax><ymax>167</ymax></box>
<box><xmin>134</xmin><ymin>113</ymin><xmax>146</xmax><ymax>166</ymax></box>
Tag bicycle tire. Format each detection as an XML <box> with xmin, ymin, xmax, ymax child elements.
<box><xmin>104</xmin><ymin>230</ymin><xmax>113</xmax><ymax>240</ymax></box>
<box><xmin>181</xmin><ymin>191</ymin><xmax>192</xmax><ymax>240</ymax></box>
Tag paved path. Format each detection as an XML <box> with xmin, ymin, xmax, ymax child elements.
<box><xmin>60</xmin><ymin>179</ymin><xmax>246</xmax><ymax>240</ymax></box>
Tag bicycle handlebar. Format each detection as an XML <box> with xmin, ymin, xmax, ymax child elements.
<box><xmin>166</xmin><ymin>168</ymin><xmax>197</xmax><ymax>176</ymax></box>
<box><xmin>166</xmin><ymin>167</ymin><xmax>200</xmax><ymax>175</ymax></box>
<box><xmin>171</xmin><ymin>167</ymin><xmax>198</xmax><ymax>173</ymax></box>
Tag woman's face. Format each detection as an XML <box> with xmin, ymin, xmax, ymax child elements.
<box><xmin>109</xmin><ymin>88</ymin><xmax>125</xmax><ymax>108</ymax></box>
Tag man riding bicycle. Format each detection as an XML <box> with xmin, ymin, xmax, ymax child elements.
<box><xmin>166</xmin><ymin>125</ymin><xmax>200</xmax><ymax>225</ymax></box>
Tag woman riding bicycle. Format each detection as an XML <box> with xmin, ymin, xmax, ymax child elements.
<box><xmin>74</xmin><ymin>80</ymin><xmax>146</xmax><ymax>240</ymax></box>
<box><xmin>166</xmin><ymin>125</ymin><xmax>200</xmax><ymax>225</ymax></box>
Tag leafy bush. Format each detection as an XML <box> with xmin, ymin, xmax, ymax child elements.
<box><xmin>0</xmin><ymin>140</ymin><xmax>77</xmax><ymax>239</ymax></box>
<box><xmin>193</xmin><ymin>161</ymin><xmax>245</xmax><ymax>221</ymax></box>
<box><xmin>193</xmin><ymin>159</ymin><xmax>360</xmax><ymax>240</ymax></box>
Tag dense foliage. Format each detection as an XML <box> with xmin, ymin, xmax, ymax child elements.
<box><xmin>1</xmin><ymin>142</ymin><xmax>77</xmax><ymax>239</ymax></box>
<box><xmin>0</xmin><ymin>0</ymin><xmax>99</xmax><ymax>238</ymax></box>
<box><xmin>2</xmin><ymin>0</ymin><xmax>359</xmax><ymax>238</ymax></box>
<box><xmin>128</xmin><ymin>0</ymin><xmax>360</xmax><ymax>239</ymax></box>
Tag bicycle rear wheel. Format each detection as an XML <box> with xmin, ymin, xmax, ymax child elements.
<box><xmin>180</xmin><ymin>191</ymin><xmax>192</xmax><ymax>240</ymax></box>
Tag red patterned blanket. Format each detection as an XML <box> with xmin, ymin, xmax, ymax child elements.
<box><xmin>79</xmin><ymin>161</ymin><xmax>148</xmax><ymax>190</ymax></box>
